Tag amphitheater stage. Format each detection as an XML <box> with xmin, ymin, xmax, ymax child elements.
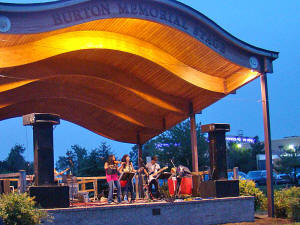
<box><xmin>44</xmin><ymin>196</ymin><xmax>254</xmax><ymax>225</ymax></box>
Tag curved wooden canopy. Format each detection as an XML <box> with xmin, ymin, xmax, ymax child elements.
<box><xmin>0</xmin><ymin>0</ymin><xmax>278</xmax><ymax>143</ymax></box>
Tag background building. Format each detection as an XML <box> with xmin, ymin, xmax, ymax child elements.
<box><xmin>271</xmin><ymin>136</ymin><xmax>300</xmax><ymax>156</ymax></box>
<box><xmin>257</xmin><ymin>136</ymin><xmax>300</xmax><ymax>170</ymax></box>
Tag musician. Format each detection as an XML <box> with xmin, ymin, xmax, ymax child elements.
<box><xmin>54</xmin><ymin>168</ymin><xmax>70</xmax><ymax>177</ymax></box>
<box><xmin>145</xmin><ymin>156</ymin><xmax>160</xmax><ymax>199</ymax></box>
<box><xmin>54</xmin><ymin>168</ymin><xmax>70</xmax><ymax>184</ymax></box>
<box><xmin>120</xmin><ymin>154</ymin><xmax>136</xmax><ymax>203</ymax></box>
<box><xmin>171</xmin><ymin>165</ymin><xmax>192</xmax><ymax>198</ymax></box>
<box><xmin>104</xmin><ymin>155</ymin><xmax>122</xmax><ymax>204</ymax></box>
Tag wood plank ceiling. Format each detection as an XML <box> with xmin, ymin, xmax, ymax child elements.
<box><xmin>0</xmin><ymin>18</ymin><xmax>260</xmax><ymax>143</ymax></box>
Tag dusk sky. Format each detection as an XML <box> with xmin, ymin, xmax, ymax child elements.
<box><xmin>0</xmin><ymin>0</ymin><xmax>299</xmax><ymax>163</ymax></box>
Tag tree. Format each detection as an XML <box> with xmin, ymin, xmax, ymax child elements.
<box><xmin>250</xmin><ymin>136</ymin><xmax>265</xmax><ymax>159</ymax></box>
<box><xmin>56</xmin><ymin>145</ymin><xmax>88</xmax><ymax>176</ymax></box>
<box><xmin>56</xmin><ymin>142</ymin><xmax>113</xmax><ymax>177</ymax></box>
<box><xmin>129</xmin><ymin>120</ymin><xmax>209</xmax><ymax>171</ymax></box>
<box><xmin>227</xmin><ymin>143</ymin><xmax>253</xmax><ymax>172</ymax></box>
<box><xmin>129</xmin><ymin>139</ymin><xmax>160</xmax><ymax>167</ymax></box>
<box><xmin>275</xmin><ymin>146</ymin><xmax>300</xmax><ymax>184</ymax></box>
<box><xmin>0</xmin><ymin>144</ymin><xmax>33</xmax><ymax>174</ymax></box>
<box><xmin>5</xmin><ymin>144</ymin><xmax>27</xmax><ymax>173</ymax></box>
<box><xmin>78</xmin><ymin>142</ymin><xmax>113</xmax><ymax>176</ymax></box>
<box><xmin>227</xmin><ymin>137</ymin><xmax>265</xmax><ymax>173</ymax></box>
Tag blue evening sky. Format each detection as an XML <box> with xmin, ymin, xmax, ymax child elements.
<box><xmin>0</xmin><ymin>0</ymin><xmax>299</xmax><ymax>162</ymax></box>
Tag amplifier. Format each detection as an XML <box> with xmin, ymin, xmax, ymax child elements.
<box><xmin>199</xmin><ymin>180</ymin><xmax>239</xmax><ymax>198</ymax></box>
<box><xmin>29</xmin><ymin>186</ymin><xmax>69</xmax><ymax>208</ymax></box>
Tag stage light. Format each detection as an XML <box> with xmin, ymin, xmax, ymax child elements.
<box><xmin>237</xmin><ymin>143</ymin><xmax>242</xmax><ymax>148</ymax></box>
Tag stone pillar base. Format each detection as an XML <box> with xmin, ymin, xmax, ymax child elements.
<box><xmin>199</xmin><ymin>180</ymin><xmax>239</xmax><ymax>198</ymax></box>
<box><xmin>29</xmin><ymin>186</ymin><xmax>69</xmax><ymax>208</ymax></box>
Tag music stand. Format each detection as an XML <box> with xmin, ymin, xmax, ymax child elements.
<box><xmin>157</xmin><ymin>172</ymin><xmax>172</xmax><ymax>180</ymax></box>
<box><xmin>157</xmin><ymin>172</ymin><xmax>172</xmax><ymax>187</ymax></box>
<box><xmin>119</xmin><ymin>172</ymin><xmax>135</xmax><ymax>182</ymax></box>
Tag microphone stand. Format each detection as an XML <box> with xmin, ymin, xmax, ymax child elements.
<box><xmin>67</xmin><ymin>158</ymin><xmax>75</xmax><ymax>203</ymax></box>
<box><xmin>170</xmin><ymin>159</ymin><xmax>179</xmax><ymax>199</ymax></box>
<box><xmin>138</xmin><ymin>157</ymin><xmax>150</xmax><ymax>200</ymax></box>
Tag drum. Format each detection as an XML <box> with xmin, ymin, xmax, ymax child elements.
<box><xmin>168</xmin><ymin>177</ymin><xmax>192</xmax><ymax>195</ymax></box>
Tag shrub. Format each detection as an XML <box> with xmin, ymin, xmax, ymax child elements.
<box><xmin>284</xmin><ymin>186</ymin><xmax>300</xmax><ymax>198</ymax></box>
<box><xmin>0</xmin><ymin>193</ymin><xmax>49</xmax><ymax>225</ymax></box>
<box><xmin>273</xmin><ymin>186</ymin><xmax>300</xmax><ymax>220</ymax></box>
<box><xmin>239</xmin><ymin>179</ymin><xmax>266</xmax><ymax>210</ymax></box>
<box><xmin>288</xmin><ymin>198</ymin><xmax>300</xmax><ymax>222</ymax></box>
<box><xmin>273</xmin><ymin>189</ymin><xmax>290</xmax><ymax>218</ymax></box>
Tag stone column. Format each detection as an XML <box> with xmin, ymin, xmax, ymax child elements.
<box><xmin>23</xmin><ymin>113</ymin><xmax>69</xmax><ymax>208</ymax></box>
<box><xmin>201</xmin><ymin>124</ymin><xmax>230</xmax><ymax>180</ymax></box>
<box><xmin>23</xmin><ymin>113</ymin><xmax>60</xmax><ymax>186</ymax></box>
<box><xmin>200</xmin><ymin>123</ymin><xmax>239</xmax><ymax>198</ymax></box>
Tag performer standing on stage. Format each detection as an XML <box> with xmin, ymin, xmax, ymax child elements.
<box><xmin>104</xmin><ymin>155</ymin><xmax>122</xmax><ymax>204</ymax></box>
<box><xmin>120</xmin><ymin>154</ymin><xmax>136</xmax><ymax>203</ymax></box>
<box><xmin>145</xmin><ymin>156</ymin><xmax>161</xmax><ymax>199</ymax></box>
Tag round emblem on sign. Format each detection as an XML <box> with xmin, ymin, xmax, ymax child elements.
<box><xmin>0</xmin><ymin>16</ymin><xmax>11</xmax><ymax>33</ymax></box>
<box><xmin>249</xmin><ymin>56</ymin><xmax>259</xmax><ymax>69</ymax></box>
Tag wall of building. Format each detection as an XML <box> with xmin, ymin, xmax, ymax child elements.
<box><xmin>271</xmin><ymin>136</ymin><xmax>300</xmax><ymax>155</ymax></box>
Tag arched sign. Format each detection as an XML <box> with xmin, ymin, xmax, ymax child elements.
<box><xmin>0</xmin><ymin>0</ymin><xmax>278</xmax><ymax>72</ymax></box>
<box><xmin>0</xmin><ymin>0</ymin><xmax>279</xmax><ymax>144</ymax></box>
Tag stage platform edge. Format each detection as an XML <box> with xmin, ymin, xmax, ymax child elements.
<box><xmin>43</xmin><ymin>196</ymin><xmax>254</xmax><ymax>225</ymax></box>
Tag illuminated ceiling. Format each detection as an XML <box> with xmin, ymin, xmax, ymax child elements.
<box><xmin>0</xmin><ymin>0</ymin><xmax>278</xmax><ymax>143</ymax></box>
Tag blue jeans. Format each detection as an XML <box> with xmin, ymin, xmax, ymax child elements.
<box><xmin>108</xmin><ymin>180</ymin><xmax>122</xmax><ymax>203</ymax></box>
<box><xmin>124</xmin><ymin>180</ymin><xmax>135</xmax><ymax>201</ymax></box>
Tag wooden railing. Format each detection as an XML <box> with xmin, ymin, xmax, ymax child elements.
<box><xmin>0</xmin><ymin>170</ymin><xmax>26</xmax><ymax>193</ymax></box>
<box><xmin>76</xmin><ymin>176</ymin><xmax>106</xmax><ymax>201</ymax></box>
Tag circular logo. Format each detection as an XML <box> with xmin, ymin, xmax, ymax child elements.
<box><xmin>249</xmin><ymin>56</ymin><xmax>259</xmax><ymax>69</ymax></box>
<box><xmin>0</xmin><ymin>16</ymin><xmax>11</xmax><ymax>33</ymax></box>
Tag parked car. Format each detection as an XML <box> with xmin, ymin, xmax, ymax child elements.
<box><xmin>227</xmin><ymin>171</ymin><xmax>247</xmax><ymax>180</ymax></box>
<box><xmin>247</xmin><ymin>170</ymin><xmax>267</xmax><ymax>185</ymax></box>
<box><xmin>288</xmin><ymin>172</ymin><xmax>300</xmax><ymax>184</ymax></box>
<box><xmin>276</xmin><ymin>173</ymin><xmax>292</xmax><ymax>185</ymax></box>
<box><xmin>201</xmin><ymin>172</ymin><xmax>245</xmax><ymax>181</ymax></box>
<box><xmin>247</xmin><ymin>170</ymin><xmax>278</xmax><ymax>185</ymax></box>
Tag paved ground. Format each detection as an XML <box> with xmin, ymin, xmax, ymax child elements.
<box><xmin>226</xmin><ymin>214</ymin><xmax>299</xmax><ymax>225</ymax></box>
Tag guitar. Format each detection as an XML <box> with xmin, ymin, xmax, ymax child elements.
<box><xmin>148</xmin><ymin>166</ymin><xmax>168</xmax><ymax>182</ymax></box>
<box><xmin>54</xmin><ymin>167</ymin><xmax>70</xmax><ymax>177</ymax></box>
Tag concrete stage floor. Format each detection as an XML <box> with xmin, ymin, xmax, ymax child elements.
<box><xmin>44</xmin><ymin>196</ymin><xmax>254</xmax><ymax>225</ymax></box>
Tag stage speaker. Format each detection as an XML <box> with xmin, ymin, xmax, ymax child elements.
<box><xmin>29</xmin><ymin>186</ymin><xmax>69</xmax><ymax>208</ymax></box>
<box><xmin>199</xmin><ymin>180</ymin><xmax>239</xmax><ymax>198</ymax></box>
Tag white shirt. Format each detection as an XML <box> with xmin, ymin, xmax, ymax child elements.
<box><xmin>146</xmin><ymin>162</ymin><xmax>160</xmax><ymax>174</ymax></box>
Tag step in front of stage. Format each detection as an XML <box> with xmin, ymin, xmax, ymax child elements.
<box><xmin>44</xmin><ymin>196</ymin><xmax>254</xmax><ymax>225</ymax></box>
